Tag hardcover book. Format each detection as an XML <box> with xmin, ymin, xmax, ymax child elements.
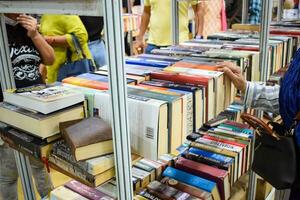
<box><xmin>162</xmin><ymin>167</ymin><xmax>221</xmax><ymax>200</ymax></box>
<box><xmin>94</xmin><ymin>91</ymin><xmax>168</xmax><ymax>160</ymax></box>
<box><xmin>65</xmin><ymin>180</ymin><xmax>116</xmax><ymax>200</ymax></box>
<box><xmin>175</xmin><ymin>157</ymin><xmax>230</xmax><ymax>200</ymax></box>
<box><xmin>61</xmin><ymin>117</ymin><xmax>113</xmax><ymax>161</ymax></box>
<box><xmin>161</xmin><ymin>177</ymin><xmax>213</xmax><ymax>200</ymax></box>
<box><xmin>3</xmin><ymin>85</ymin><xmax>85</xmax><ymax>114</ymax></box>
<box><xmin>0</xmin><ymin>102</ymin><xmax>84</xmax><ymax>139</ymax></box>
<box><xmin>147</xmin><ymin>181</ymin><xmax>198</xmax><ymax>200</ymax></box>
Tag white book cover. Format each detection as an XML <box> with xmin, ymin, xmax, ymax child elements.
<box><xmin>94</xmin><ymin>92</ymin><xmax>168</xmax><ymax>160</ymax></box>
<box><xmin>4</xmin><ymin>85</ymin><xmax>84</xmax><ymax>114</ymax></box>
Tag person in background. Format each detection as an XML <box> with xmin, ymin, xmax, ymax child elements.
<box><xmin>134</xmin><ymin>0</ymin><xmax>200</xmax><ymax>54</ymax></box>
<box><xmin>218</xmin><ymin>61</ymin><xmax>300</xmax><ymax>200</ymax></box>
<box><xmin>80</xmin><ymin>16</ymin><xmax>106</xmax><ymax>69</ymax></box>
<box><xmin>40</xmin><ymin>14</ymin><xmax>93</xmax><ymax>83</ymax></box>
<box><xmin>0</xmin><ymin>13</ymin><xmax>55</xmax><ymax>200</ymax></box>
<box><xmin>248</xmin><ymin>0</ymin><xmax>261</xmax><ymax>24</ymax></box>
<box><xmin>196</xmin><ymin>0</ymin><xmax>227</xmax><ymax>39</ymax></box>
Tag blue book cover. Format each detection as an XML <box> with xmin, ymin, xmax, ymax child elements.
<box><xmin>77</xmin><ymin>73</ymin><xmax>136</xmax><ymax>84</ymax></box>
<box><xmin>189</xmin><ymin>147</ymin><xmax>234</xmax><ymax>164</ymax></box>
<box><xmin>137</xmin><ymin>54</ymin><xmax>181</xmax><ymax>62</ymax></box>
<box><xmin>162</xmin><ymin>167</ymin><xmax>216</xmax><ymax>193</ymax></box>
<box><xmin>125</xmin><ymin>58</ymin><xmax>171</xmax><ymax>68</ymax></box>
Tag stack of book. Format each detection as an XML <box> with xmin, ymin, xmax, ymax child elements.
<box><xmin>0</xmin><ymin>85</ymin><xmax>85</xmax><ymax>160</ymax></box>
<box><xmin>49</xmin><ymin>117</ymin><xmax>115</xmax><ymax>187</ymax></box>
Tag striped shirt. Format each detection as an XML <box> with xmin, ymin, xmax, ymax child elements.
<box><xmin>243</xmin><ymin>81</ymin><xmax>280</xmax><ymax>114</ymax></box>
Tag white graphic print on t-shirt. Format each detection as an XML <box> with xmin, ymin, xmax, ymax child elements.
<box><xmin>10</xmin><ymin>43</ymin><xmax>41</xmax><ymax>81</ymax></box>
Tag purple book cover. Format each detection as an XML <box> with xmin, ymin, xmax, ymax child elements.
<box><xmin>65</xmin><ymin>180</ymin><xmax>116</xmax><ymax>200</ymax></box>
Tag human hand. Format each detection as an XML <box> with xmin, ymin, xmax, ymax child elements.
<box><xmin>133</xmin><ymin>36</ymin><xmax>145</xmax><ymax>54</ymax></box>
<box><xmin>217</xmin><ymin>61</ymin><xmax>247</xmax><ymax>92</ymax></box>
<box><xmin>17</xmin><ymin>14</ymin><xmax>39</xmax><ymax>39</ymax></box>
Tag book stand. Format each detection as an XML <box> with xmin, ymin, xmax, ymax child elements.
<box><xmin>0</xmin><ymin>1</ymin><xmax>133</xmax><ymax>199</ymax></box>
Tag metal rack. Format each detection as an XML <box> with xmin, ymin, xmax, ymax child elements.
<box><xmin>169</xmin><ymin>0</ymin><xmax>273</xmax><ymax>200</ymax></box>
<box><xmin>0</xmin><ymin>0</ymin><xmax>133</xmax><ymax>199</ymax></box>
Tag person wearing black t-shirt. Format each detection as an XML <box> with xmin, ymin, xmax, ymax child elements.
<box><xmin>0</xmin><ymin>14</ymin><xmax>55</xmax><ymax>200</ymax></box>
<box><xmin>80</xmin><ymin>16</ymin><xmax>106</xmax><ymax>68</ymax></box>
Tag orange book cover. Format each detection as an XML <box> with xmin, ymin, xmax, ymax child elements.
<box><xmin>62</xmin><ymin>77</ymin><xmax>109</xmax><ymax>90</ymax></box>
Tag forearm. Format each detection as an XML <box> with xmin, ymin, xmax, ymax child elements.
<box><xmin>243</xmin><ymin>82</ymin><xmax>280</xmax><ymax>114</ymax></box>
<box><xmin>45</xmin><ymin>35</ymin><xmax>69</xmax><ymax>47</ymax></box>
<box><xmin>192</xmin><ymin>5</ymin><xmax>200</xmax><ymax>36</ymax></box>
<box><xmin>137</xmin><ymin>8</ymin><xmax>150</xmax><ymax>39</ymax></box>
<box><xmin>31</xmin><ymin>33</ymin><xmax>55</xmax><ymax>65</ymax></box>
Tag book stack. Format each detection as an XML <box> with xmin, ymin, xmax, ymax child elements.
<box><xmin>49</xmin><ymin>117</ymin><xmax>116</xmax><ymax>187</ymax></box>
<box><xmin>0</xmin><ymin>85</ymin><xmax>85</xmax><ymax>160</ymax></box>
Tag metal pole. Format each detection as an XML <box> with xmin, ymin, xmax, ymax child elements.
<box><xmin>171</xmin><ymin>0</ymin><xmax>180</xmax><ymax>45</ymax></box>
<box><xmin>127</xmin><ymin>0</ymin><xmax>134</xmax><ymax>56</ymax></box>
<box><xmin>103</xmin><ymin>0</ymin><xmax>134</xmax><ymax>199</ymax></box>
<box><xmin>277</xmin><ymin>0</ymin><xmax>282</xmax><ymax>21</ymax></box>
<box><xmin>0</xmin><ymin>14</ymin><xmax>36</xmax><ymax>200</ymax></box>
<box><xmin>242</xmin><ymin>0</ymin><xmax>249</xmax><ymax>24</ymax></box>
<box><xmin>247</xmin><ymin>0</ymin><xmax>273</xmax><ymax>199</ymax></box>
<box><xmin>14</xmin><ymin>151</ymin><xmax>36</xmax><ymax>200</ymax></box>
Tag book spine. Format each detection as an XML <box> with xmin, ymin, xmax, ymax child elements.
<box><xmin>139</xmin><ymin>190</ymin><xmax>162</xmax><ymax>200</ymax></box>
<box><xmin>182</xmin><ymin>151</ymin><xmax>229</xmax><ymax>171</ymax></box>
<box><xmin>65</xmin><ymin>180</ymin><xmax>115</xmax><ymax>200</ymax></box>
<box><xmin>49</xmin><ymin>154</ymin><xmax>95</xmax><ymax>184</ymax></box>
<box><xmin>189</xmin><ymin>147</ymin><xmax>233</xmax><ymax>164</ymax></box>
<box><xmin>52</xmin><ymin>141</ymin><xmax>89</xmax><ymax>171</ymax></box>
<box><xmin>1</xmin><ymin>129</ymin><xmax>41</xmax><ymax>159</ymax></box>
<box><xmin>162</xmin><ymin>167</ymin><xmax>216</xmax><ymax>193</ymax></box>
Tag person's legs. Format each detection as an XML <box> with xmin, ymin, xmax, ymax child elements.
<box><xmin>0</xmin><ymin>144</ymin><xmax>18</xmax><ymax>200</ymax></box>
<box><xmin>88</xmin><ymin>39</ymin><xmax>107</xmax><ymax>69</ymax></box>
<box><xmin>145</xmin><ymin>43</ymin><xmax>160</xmax><ymax>54</ymax></box>
<box><xmin>30</xmin><ymin>158</ymin><xmax>53</xmax><ymax>199</ymax></box>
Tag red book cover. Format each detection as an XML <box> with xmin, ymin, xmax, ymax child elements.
<box><xmin>175</xmin><ymin>157</ymin><xmax>230</xmax><ymax>200</ymax></box>
<box><xmin>271</xmin><ymin>29</ymin><xmax>300</xmax><ymax>36</ymax></box>
<box><xmin>65</xmin><ymin>180</ymin><xmax>116</xmax><ymax>200</ymax></box>
<box><xmin>172</xmin><ymin>61</ymin><xmax>219</xmax><ymax>71</ymax></box>
<box><xmin>150</xmin><ymin>71</ymin><xmax>211</xmax><ymax>87</ymax></box>
<box><xmin>223</xmin><ymin>120</ymin><xmax>250</xmax><ymax>129</ymax></box>
<box><xmin>62</xmin><ymin>77</ymin><xmax>109</xmax><ymax>90</ymax></box>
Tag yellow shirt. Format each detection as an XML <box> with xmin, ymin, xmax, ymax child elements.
<box><xmin>40</xmin><ymin>15</ymin><xmax>93</xmax><ymax>83</ymax></box>
<box><xmin>144</xmin><ymin>0</ymin><xmax>198</xmax><ymax>46</ymax></box>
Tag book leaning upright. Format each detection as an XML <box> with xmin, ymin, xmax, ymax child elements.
<box><xmin>3</xmin><ymin>85</ymin><xmax>85</xmax><ymax>114</ymax></box>
<box><xmin>94</xmin><ymin>91</ymin><xmax>168</xmax><ymax>160</ymax></box>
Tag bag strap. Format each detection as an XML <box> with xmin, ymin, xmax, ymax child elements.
<box><xmin>70</xmin><ymin>33</ymin><xmax>87</xmax><ymax>59</ymax></box>
<box><xmin>241</xmin><ymin>113</ymin><xmax>273</xmax><ymax>135</ymax></box>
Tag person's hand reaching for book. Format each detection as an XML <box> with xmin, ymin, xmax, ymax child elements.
<box><xmin>217</xmin><ymin>61</ymin><xmax>247</xmax><ymax>92</ymax></box>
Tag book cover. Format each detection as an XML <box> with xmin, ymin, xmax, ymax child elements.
<box><xmin>175</xmin><ymin>157</ymin><xmax>230</xmax><ymax>200</ymax></box>
<box><xmin>162</xmin><ymin>167</ymin><xmax>219</xmax><ymax>197</ymax></box>
<box><xmin>61</xmin><ymin>117</ymin><xmax>113</xmax><ymax>161</ymax></box>
<box><xmin>50</xmin><ymin>186</ymin><xmax>88</xmax><ymax>200</ymax></box>
<box><xmin>147</xmin><ymin>181</ymin><xmax>197</xmax><ymax>200</ymax></box>
<box><xmin>3</xmin><ymin>85</ymin><xmax>85</xmax><ymax>114</ymax></box>
<box><xmin>94</xmin><ymin>91</ymin><xmax>168</xmax><ymax>160</ymax></box>
<box><xmin>62</xmin><ymin>77</ymin><xmax>109</xmax><ymax>90</ymax></box>
<box><xmin>65</xmin><ymin>180</ymin><xmax>116</xmax><ymax>200</ymax></box>
<box><xmin>126</xmin><ymin>57</ymin><xmax>172</xmax><ymax>68</ymax></box>
<box><xmin>0</xmin><ymin>103</ymin><xmax>84</xmax><ymax>139</ymax></box>
<box><xmin>0</xmin><ymin>127</ymin><xmax>52</xmax><ymax>159</ymax></box>
<box><xmin>161</xmin><ymin>177</ymin><xmax>213</xmax><ymax>200</ymax></box>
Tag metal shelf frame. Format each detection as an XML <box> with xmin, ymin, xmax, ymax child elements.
<box><xmin>0</xmin><ymin>1</ymin><xmax>133</xmax><ymax>200</ymax></box>
<box><xmin>169</xmin><ymin>0</ymin><xmax>273</xmax><ymax>200</ymax></box>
